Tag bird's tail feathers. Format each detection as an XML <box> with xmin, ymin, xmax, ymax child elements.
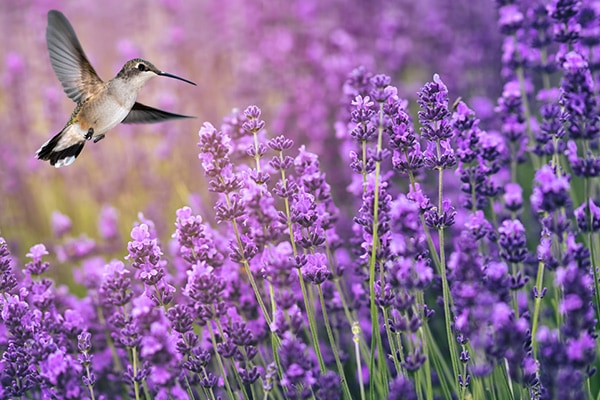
<box><xmin>36</xmin><ymin>127</ymin><xmax>86</xmax><ymax>168</ymax></box>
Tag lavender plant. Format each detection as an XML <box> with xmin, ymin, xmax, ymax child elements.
<box><xmin>2</xmin><ymin>1</ymin><xmax>600</xmax><ymax>399</ymax></box>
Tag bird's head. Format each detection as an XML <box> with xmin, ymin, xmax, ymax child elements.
<box><xmin>116</xmin><ymin>58</ymin><xmax>196</xmax><ymax>89</ymax></box>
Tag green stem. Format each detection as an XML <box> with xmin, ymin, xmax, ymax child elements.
<box><xmin>368</xmin><ymin>102</ymin><xmax>389</xmax><ymax>398</ymax></box>
<box><xmin>208</xmin><ymin>322</ymin><xmax>236</xmax><ymax>400</ymax></box>
<box><xmin>131</xmin><ymin>347</ymin><xmax>140</xmax><ymax>400</ymax></box>
<box><xmin>435</xmin><ymin>147</ymin><xmax>460</xmax><ymax>394</ymax></box>
<box><xmin>352</xmin><ymin>322</ymin><xmax>367</xmax><ymax>400</ymax></box>
<box><xmin>317</xmin><ymin>285</ymin><xmax>352</xmax><ymax>399</ymax></box>
<box><xmin>84</xmin><ymin>363</ymin><xmax>96</xmax><ymax>400</ymax></box>
<box><xmin>531</xmin><ymin>259</ymin><xmax>546</xmax><ymax>357</ymax></box>
<box><xmin>416</xmin><ymin>291</ymin><xmax>433</xmax><ymax>400</ymax></box>
<box><xmin>583</xmin><ymin>177</ymin><xmax>600</xmax><ymax>328</ymax></box>
<box><xmin>381</xmin><ymin>306</ymin><xmax>402</xmax><ymax>376</ymax></box>
<box><xmin>304</xmin><ymin>281</ymin><xmax>326</xmax><ymax>372</ymax></box>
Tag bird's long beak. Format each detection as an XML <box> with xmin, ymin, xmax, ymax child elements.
<box><xmin>158</xmin><ymin>71</ymin><xmax>196</xmax><ymax>86</ymax></box>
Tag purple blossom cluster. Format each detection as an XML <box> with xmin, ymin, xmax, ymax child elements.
<box><xmin>2</xmin><ymin>0</ymin><xmax>600</xmax><ymax>399</ymax></box>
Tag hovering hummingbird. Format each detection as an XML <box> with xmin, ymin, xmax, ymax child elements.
<box><xmin>36</xmin><ymin>10</ymin><xmax>196</xmax><ymax>167</ymax></box>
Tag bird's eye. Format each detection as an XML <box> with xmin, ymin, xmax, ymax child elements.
<box><xmin>137</xmin><ymin>63</ymin><xmax>146</xmax><ymax>71</ymax></box>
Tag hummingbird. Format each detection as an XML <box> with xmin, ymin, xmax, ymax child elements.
<box><xmin>36</xmin><ymin>10</ymin><xmax>196</xmax><ymax>167</ymax></box>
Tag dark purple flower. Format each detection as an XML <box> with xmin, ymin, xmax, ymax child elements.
<box><xmin>423</xmin><ymin>140</ymin><xmax>456</xmax><ymax>170</ymax></box>
<box><xmin>496</xmin><ymin>80</ymin><xmax>527</xmax><ymax>152</ymax></box>
<box><xmin>556</xmin><ymin>260</ymin><xmax>596</xmax><ymax>340</ymax></box>
<box><xmin>99</xmin><ymin>260</ymin><xmax>133</xmax><ymax>307</ymax></box>
<box><xmin>388</xmin><ymin>374</ymin><xmax>417</xmax><ymax>400</ymax></box>
<box><xmin>0</xmin><ymin>238</ymin><xmax>17</xmax><ymax>294</ymax></box>
<box><xmin>550</xmin><ymin>0</ymin><xmax>581</xmax><ymax>43</ymax></box>
<box><xmin>302</xmin><ymin>253</ymin><xmax>332</xmax><ymax>285</ymax></box>
<box><xmin>504</xmin><ymin>183</ymin><xmax>523</xmax><ymax>212</ymax></box>
<box><xmin>560</xmin><ymin>51</ymin><xmax>599</xmax><ymax>142</ymax></box>
<box><xmin>535</xmin><ymin>98</ymin><xmax>564</xmax><ymax>157</ymax></box>
<box><xmin>417</xmin><ymin>74</ymin><xmax>453</xmax><ymax>141</ymax></box>
<box><xmin>530</xmin><ymin>165</ymin><xmax>571</xmax><ymax>213</ymax></box>
<box><xmin>537</xmin><ymin>231</ymin><xmax>559</xmax><ymax>270</ymax></box>
<box><xmin>279</xmin><ymin>333</ymin><xmax>316</xmax><ymax>392</ymax></box>
<box><xmin>498</xmin><ymin>4</ymin><xmax>524</xmax><ymax>35</ymax></box>
<box><xmin>565</xmin><ymin>140</ymin><xmax>600</xmax><ymax>178</ymax></box>
<box><xmin>315</xmin><ymin>371</ymin><xmax>340</xmax><ymax>399</ymax></box>
<box><xmin>349</xmin><ymin>95</ymin><xmax>377</xmax><ymax>142</ymax></box>
<box><xmin>537</xmin><ymin>327</ymin><xmax>588</xmax><ymax>399</ymax></box>
<box><xmin>464</xmin><ymin>210</ymin><xmax>495</xmax><ymax>241</ymax></box>
<box><xmin>498</xmin><ymin>219</ymin><xmax>528</xmax><ymax>263</ymax></box>
<box><xmin>184</xmin><ymin>262</ymin><xmax>225</xmax><ymax>321</ymax></box>
<box><xmin>424</xmin><ymin>199</ymin><xmax>456</xmax><ymax>229</ymax></box>
<box><xmin>574</xmin><ymin>199</ymin><xmax>600</xmax><ymax>232</ymax></box>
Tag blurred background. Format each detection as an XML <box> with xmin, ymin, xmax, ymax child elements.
<box><xmin>0</xmin><ymin>0</ymin><xmax>502</xmax><ymax>281</ymax></box>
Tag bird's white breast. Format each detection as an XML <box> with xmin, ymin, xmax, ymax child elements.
<box><xmin>84</xmin><ymin>79</ymin><xmax>139</xmax><ymax>134</ymax></box>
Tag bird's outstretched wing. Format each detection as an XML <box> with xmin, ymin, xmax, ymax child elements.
<box><xmin>46</xmin><ymin>10</ymin><xmax>103</xmax><ymax>103</ymax></box>
<box><xmin>121</xmin><ymin>102</ymin><xmax>195</xmax><ymax>124</ymax></box>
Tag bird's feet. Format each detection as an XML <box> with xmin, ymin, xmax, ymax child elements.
<box><xmin>93</xmin><ymin>134</ymin><xmax>105</xmax><ymax>143</ymax></box>
<box><xmin>84</xmin><ymin>128</ymin><xmax>94</xmax><ymax>140</ymax></box>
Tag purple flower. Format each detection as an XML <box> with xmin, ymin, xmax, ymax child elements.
<box><xmin>302</xmin><ymin>253</ymin><xmax>332</xmax><ymax>285</ymax></box>
<box><xmin>498</xmin><ymin>219</ymin><xmax>528</xmax><ymax>263</ymax></box>
<box><xmin>315</xmin><ymin>371</ymin><xmax>341</xmax><ymax>399</ymax></box>
<box><xmin>350</xmin><ymin>95</ymin><xmax>376</xmax><ymax>142</ymax></box>
<box><xmin>26</xmin><ymin>244</ymin><xmax>48</xmax><ymax>263</ymax></box>
<box><xmin>99</xmin><ymin>260</ymin><xmax>132</xmax><ymax>307</ymax></box>
<box><xmin>51</xmin><ymin>212</ymin><xmax>72</xmax><ymax>238</ymax></box>
<box><xmin>184</xmin><ymin>262</ymin><xmax>225</xmax><ymax>321</ymax></box>
<box><xmin>388</xmin><ymin>374</ymin><xmax>417</xmax><ymax>400</ymax></box>
<box><xmin>40</xmin><ymin>349</ymin><xmax>77</xmax><ymax>386</ymax></box>
<box><xmin>423</xmin><ymin>139</ymin><xmax>456</xmax><ymax>170</ymax></box>
<box><xmin>530</xmin><ymin>165</ymin><xmax>571</xmax><ymax>213</ymax></box>
<box><xmin>172</xmin><ymin>206</ymin><xmax>221</xmax><ymax>266</ymax></box>
<box><xmin>550</xmin><ymin>0</ymin><xmax>581</xmax><ymax>44</ymax></box>
<box><xmin>417</xmin><ymin>74</ymin><xmax>453</xmax><ymax>141</ymax></box>
<box><xmin>25</xmin><ymin>244</ymin><xmax>50</xmax><ymax>276</ymax></box>
<box><xmin>560</xmin><ymin>51</ymin><xmax>599</xmax><ymax>142</ymax></box>
<box><xmin>242</xmin><ymin>105</ymin><xmax>266</xmax><ymax>136</ymax></box>
<box><xmin>424</xmin><ymin>199</ymin><xmax>456</xmax><ymax>229</ymax></box>
<box><xmin>98</xmin><ymin>205</ymin><xmax>119</xmax><ymax>241</ymax></box>
<box><xmin>55</xmin><ymin>235</ymin><xmax>96</xmax><ymax>263</ymax></box>
<box><xmin>464</xmin><ymin>210</ymin><xmax>494</xmax><ymax>241</ymax></box>
<box><xmin>290</xmin><ymin>188</ymin><xmax>318</xmax><ymax>228</ymax></box>
<box><xmin>197</xmin><ymin>122</ymin><xmax>233</xmax><ymax>178</ymax></box>
<box><xmin>498</xmin><ymin>4</ymin><xmax>524</xmax><ymax>35</ymax></box>
<box><xmin>504</xmin><ymin>182</ymin><xmax>523</xmax><ymax>212</ymax></box>
<box><xmin>537</xmin><ymin>327</ymin><xmax>590</xmax><ymax>399</ymax></box>
<box><xmin>555</xmin><ymin>259</ymin><xmax>595</xmax><ymax>340</ymax></box>
<box><xmin>535</xmin><ymin>99</ymin><xmax>564</xmax><ymax>157</ymax></box>
<box><xmin>496</xmin><ymin>80</ymin><xmax>527</xmax><ymax>153</ymax></box>
<box><xmin>574</xmin><ymin>199</ymin><xmax>600</xmax><ymax>232</ymax></box>
<box><xmin>279</xmin><ymin>333</ymin><xmax>316</xmax><ymax>393</ymax></box>
<box><xmin>0</xmin><ymin>238</ymin><xmax>17</xmax><ymax>294</ymax></box>
<box><xmin>127</xmin><ymin>224</ymin><xmax>162</xmax><ymax>268</ymax></box>
<box><xmin>565</xmin><ymin>140</ymin><xmax>600</xmax><ymax>178</ymax></box>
